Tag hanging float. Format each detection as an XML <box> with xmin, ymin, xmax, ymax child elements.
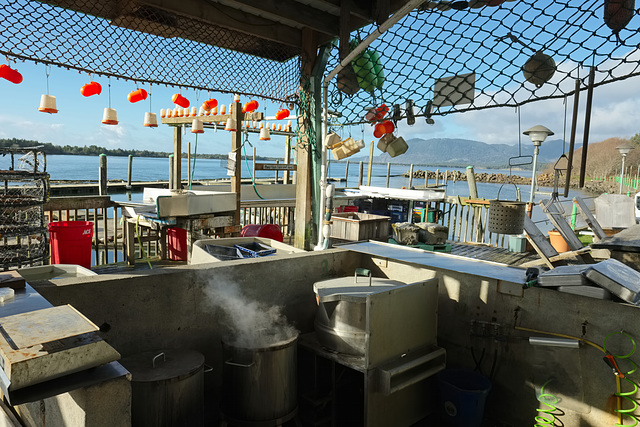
<box><xmin>0</xmin><ymin>64</ymin><xmax>23</xmax><ymax>84</ymax></box>
<box><xmin>604</xmin><ymin>0</ymin><xmax>635</xmax><ymax>43</ymax></box>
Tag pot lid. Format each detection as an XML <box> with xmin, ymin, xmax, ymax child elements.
<box><xmin>313</xmin><ymin>276</ymin><xmax>406</xmax><ymax>302</ymax></box>
<box><xmin>120</xmin><ymin>349</ymin><xmax>204</xmax><ymax>383</ymax></box>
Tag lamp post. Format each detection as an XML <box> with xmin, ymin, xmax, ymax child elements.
<box><xmin>523</xmin><ymin>125</ymin><xmax>554</xmax><ymax>207</ymax></box>
<box><xmin>616</xmin><ymin>142</ymin><xmax>634</xmax><ymax>194</ymax></box>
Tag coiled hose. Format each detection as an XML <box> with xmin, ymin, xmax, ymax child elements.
<box><xmin>534</xmin><ymin>380</ymin><xmax>559</xmax><ymax>427</ymax></box>
<box><xmin>603</xmin><ymin>331</ymin><xmax>639</xmax><ymax>427</ymax></box>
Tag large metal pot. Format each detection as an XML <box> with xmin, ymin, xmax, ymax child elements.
<box><xmin>222</xmin><ymin>334</ymin><xmax>298</xmax><ymax>426</ymax></box>
<box><xmin>119</xmin><ymin>349</ymin><xmax>205</xmax><ymax>427</ymax></box>
<box><xmin>313</xmin><ymin>273</ymin><xmax>405</xmax><ymax>356</ymax></box>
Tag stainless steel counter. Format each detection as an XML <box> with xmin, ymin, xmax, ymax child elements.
<box><xmin>340</xmin><ymin>241</ymin><xmax>527</xmax><ymax>284</ymax></box>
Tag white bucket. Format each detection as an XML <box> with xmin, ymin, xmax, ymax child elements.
<box><xmin>38</xmin><ymin>94</ymin><xmax>58</xmax><ymax>114</ymax></box>
<box><xmin>101</xmin><ymin>107</ymin><xmax>118</xmax><ymax>125</ymax></box>
<box><xmin>143</xmin><ymin>112</ymin><xmax>158</xmax><ymax>127</ymax></box>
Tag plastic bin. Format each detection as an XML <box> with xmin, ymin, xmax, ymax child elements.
<box><xmin>241</xmin><ymin>224</ymin><xmax>283</xmax><ymax>242</ymax></box>
<box><xmin>437</xmin><ymin>369</ymin><xmax>491</xmax><ymax>427</ymax></box>
<box><xmin>48</xmin><ymin>221</ymin><xmax>94</xmax><ymax>269</ymax></box>
<box><xmin>167</xmin><ymin>227</ymin><xmax>188</xmax><ymax>261</ymax></box>
<box><xmin>234</xmin><ymin>242</ymin><xmax>276</xmax><ymax>258</ymax></box>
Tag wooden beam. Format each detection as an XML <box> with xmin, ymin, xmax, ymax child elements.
<box><xmin>231</xmin><ymin>101</ymin><xmax>244</xmax><ymax>230</ymax></box>
<box><xmin>216</xmin><ymin>0</ymin><xmax>340</xmax><ymax>35</ymax></box>
<box><xmin>139</xmin><ymin>0</ymin><xmax>302</xmax><ymax>48</ymax></box>
<box><xmin>294</xmin><ymin>28</ymin><xmax>319</xmax><ymax>250</ymax></box>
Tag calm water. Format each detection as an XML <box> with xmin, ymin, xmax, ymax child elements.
<box><xmin>44</xmin><ymin>154</ymin><xmax>594</xmax><ymax>235</ymax></box>
<box><xmin>45</xmin><ymin>154</ymin><xmax>585</xmax><ymax>202</ymax></box>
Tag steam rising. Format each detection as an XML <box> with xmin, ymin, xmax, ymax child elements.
<box><xmin>204</xmin><ymin>279</ymin><xmax>298</xmax><ymax>349</ymax></box>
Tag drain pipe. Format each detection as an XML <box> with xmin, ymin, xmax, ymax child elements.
<box><xmin>315</xmin><ymin>0</ymin><xmax>424</xmax><ymax>250</ymax></box>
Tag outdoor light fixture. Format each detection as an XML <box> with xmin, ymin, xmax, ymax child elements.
<box><xmin>616</xmin><ymin>142</ymin><xmax>634</xmax><ymax>194</ymax></box>
<box><xmin>523</xmin><ymin>125</ymin><xmax>554</xmax><ymax>204</ymax></box>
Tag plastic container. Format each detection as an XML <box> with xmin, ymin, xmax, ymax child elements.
<box><xmin>203</xmin><ymin>244</ymin><xmax>245</xmax><ymax>261</ymax></box>
<box><xmin>48</xmin><ymin>221</ymin><xmax>94</xmax><ymax>269</ymax></box>
<box><xmin>438</xmin><ymin>369</ymin><xmax>491</xmax><ymax>427</ymax></box>
<box><xmin>167</xmin><ymin>227</ymin><xmax>187</xmax><ymax>261</ymax></box>
<box><xmin>240</xmin><ymin>224</ymin><xmax>283</xmax><ymax>242</ymax></box>
<box><xmin>234</xmin><ymin>242</ymin><xmax>276</xmax><ymax>258</ymax></box>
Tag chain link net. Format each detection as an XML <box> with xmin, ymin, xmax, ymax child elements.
<box><xmin>326</xmin><ymin>0</ymin><xmax>640</xmax><ymax>126</ymax></box>
<box><xmin>0</xmin><ymin>0</ymin><xmax>301</xmax><ymax>103</ymax></box>
<box><xmin>2</xmin><ymin>1</ymin><xmax>640</xmax><ymax>126</ymax></box>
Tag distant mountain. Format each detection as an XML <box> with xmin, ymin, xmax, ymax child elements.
<box><xmin>350</xmin><ymin>137</ymin><xmax>579</xmax><ymax>168</ymax></box>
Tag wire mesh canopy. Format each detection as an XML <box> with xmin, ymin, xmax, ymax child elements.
<box><xmin>1</xmin><ymin>0</ymin><xmax>640</xmax><ymax>119</ymax></box>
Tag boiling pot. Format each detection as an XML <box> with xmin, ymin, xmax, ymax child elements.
<box><xmin>222</xmin><ymin>334</ymin><xmax>298</xmax><ymax>426</ymax></box>
<box><xmin>119</xmin><ymin>349</ymin><xmax>206</xmax><ymax>427</ymax></box>
<box><xmin>313</xmin><ymin>270</ymin><xmax>405</xmax><ymax>356</ymax></box>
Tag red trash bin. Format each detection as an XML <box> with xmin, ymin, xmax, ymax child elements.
<box><xmin>167</xmin><ymin>227</ymin><xmax>188</xmax><ymax>261</ymax></box>
<box><xmin>240</xmin><ymin>224</ymin><xmax>283</xmax><ymax>242</ymax></box>
<box><xmin>48</xmin><ymin>221</ymin><xmax>94</xmax><ymax>269</ymax></box>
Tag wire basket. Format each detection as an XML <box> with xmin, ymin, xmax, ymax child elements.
<box><xmin>488</xmin><ymin>183</ymin><xmax>526</xmax><ymax>235</ymax></box>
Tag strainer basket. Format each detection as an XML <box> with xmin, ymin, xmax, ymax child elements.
<box><xmin>488</xmin><ymin>184</ymin><xmax>526</xmax><ymax>235</ymax></box>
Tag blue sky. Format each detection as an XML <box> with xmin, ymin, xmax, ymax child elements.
<box><xmin>2</xmin><ymin>55</ymin><xmax>640</xmax><ymax>159</ymax></box>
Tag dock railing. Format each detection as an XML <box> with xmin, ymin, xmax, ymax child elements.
<box><xmin>43</xmin><ymin>195</ymin><xmax>296</xmax><ymax>266</ymax></box>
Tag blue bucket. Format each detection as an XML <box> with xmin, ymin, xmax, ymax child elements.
<box><xmin>437</xmin><ymin>369</ymin><xmax>492</xmax><ymax>427</ymax></box>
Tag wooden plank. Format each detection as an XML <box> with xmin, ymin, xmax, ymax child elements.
<box><xmin>160</xmin><ymin>112</ymin><xmax>263</xmax><ymax>126</ymax></box>
<box><xmin>45</xmin><ymin>196</ymin><xmax>115</xmax><ymax>211</ymax></box>
<box><xmin>573</xmin><ymin>197</ymin><xmax>607</xmax><ymax>241</ymax></box>
<box><xmin>539</xmin><ymin>200</ymin><xmax>584</xmax><ymax>251</ymax></box>
<box><xmin>523</xmin><ymin>215</ymin><xmax>557</xmax><ymax>269</ymax></box>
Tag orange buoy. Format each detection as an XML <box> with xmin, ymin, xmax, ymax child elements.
<box><xmin>0</xmin><ymin>65</ymin><xmax>23</xmax><ymax>84</ymax></box>
<box><xmin>128</xmin><ymin>88</ymin><xmax>148</xmax><ymax>103</ymax></box>
<box><xmin>373</xmin><ymin>123</ymin><xmax>385</xmax><ymax>138</ymax></box>
<box><xmin>81</xmin><ymin>81</ymin><xmax>102</xmax><ymax>97</ymax></box>
<box><xmin>172</xmin><ymin>93</ymin><xmax>190</xmax><ymax>108</ymax></box>
<box><xmin>245</xmin><ymin>100</ymin><xmax>259</xmax><ymax>112</ymax></box>
<box><xmin>202</xmin><ymin>98</ymin><xmax>218</xmax><ymax>111</ymax></box>
<box><xmin>383</xmin><ymin>120</ymin><xmax>395</xmax><ymax>134</ymax></box>
<box><xmin>275</xmin><ymin>109</ymin><xmax>290</xmax><ymax>120</ymax></box>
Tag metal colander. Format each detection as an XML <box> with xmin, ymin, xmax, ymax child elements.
<box><xmin>488</xmin><ymin>200</ymin><xmax>526</xmax><ymax>235</ymax></box>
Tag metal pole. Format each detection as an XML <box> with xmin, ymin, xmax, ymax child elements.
<box><xmin>344</xmin><ymin>160</ymin><xmax>349</xmax><ymax>187</ymax></box>
<box><xmin>409</xmin><ymin>164</ymin><xmax>414</xmax><ymax>188</ymax></box>
<box><xmin>358</xmin><ymin>161</ymin><xmax>364</xmax><ymax>187</ymax></box>
<box><xmin>529</xmin><ymin>146</ymin><xmax>540</xmax><ymax>204</ymax></box>
<box><xmin>169</xmin><ymin>154</ymin><xmax>174</xmax><ymax>189</ymax></box>
<box><xmin>367</xmin><ymin>141</ymin><xmax>374</xmax><ymax>186</ymax></box>
<box><xmin>620</xmin><ymin>154</ymin><xmax>627</xmax><ymax>194</ymax></box>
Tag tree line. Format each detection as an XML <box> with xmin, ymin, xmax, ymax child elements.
<box><xmin>0</xmin><ymin>138</ymin><xmax>278</xmax><ymax>160</ymax></box>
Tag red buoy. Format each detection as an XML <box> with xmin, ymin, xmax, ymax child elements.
<box><xmin>0</xmin><ymin>64</ymin><xmax>23</xmax><ymax>84</ymax></box>
<box><xmin>172</xmin><ymin>93</ymin><xmax>190</xmax><ymax>108</ymax></box>
<box><xmin>81</xmin><ymin>81</ymin><xmax>102</xmax><ymax>97</ymax></box>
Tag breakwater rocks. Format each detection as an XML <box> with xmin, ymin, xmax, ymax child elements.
<box><xmin>405</xmin><ymin>170</ymin><xmax>531</xmax><ymax>185</ymax></box>
<box><xmin>406</xmin><ymin>170</ymin><xmax>621</xmax><ymax>195</ymax></box>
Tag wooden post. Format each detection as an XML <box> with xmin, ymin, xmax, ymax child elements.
<box><xmin>284</xmin><ymin>136</ymin><xmax>291</xmax><ymax>185</ymax></box>
<box><xmin>466</xmin><ymin>166</ymin><xmax>478</xmax><ymax>198</ymax></box>
<box><xmin>435</xmin><ymin>169</ymin><xmax>439</xmax><ymax>186</ymax></box>
<box><xmin>444</xmin><ymin>170</ymin><xmax>448</xmax><ymax>186</ymax></box>
<box><xmin>344</xmin><ymin>160</ymin><xmax>350</xmax><ymax>187</ymax></box>
<box><xmin>294</xmin><ymin>28</ymin><xmax>323</xmax><ymax>250</ymax></box>
<box><xmin>173</xmin><ymin>126</ymin><xmax>182</xmax><ymax>189</ymax></box>
<box><xmin>275</xmin><ymin>160</ymin><xmax>280</xmax><ymax>183</ymax></box>
<box><xmin>127</xmin><ymin>155</ymin><xmax>133</xmax><ymax>190</ymax></box>
<box><xmin>169</xmin><ymin>154</ymin><xmax>174</xmax><ymax>189</ymax></box>
<box><xmin>358</xmin><ymin>161</ymin><xmax>364</xmax><ymax>187</ymax></box>
<box><xmin>231</xmin><ymin>101</ymin><xmax>243</xmax><ymax>229</ymax></box>
<box><xmin>367</xmin><ymin>140</ymin><xmax>374</xmax><ymax>186</ymax></box>
<box><xmin>386</xmin><ymin>163</ymin><xmax>391</xmax><ymax>188</ymax></box>
<box><xmin>409</xmin><ymin>164</ymin><xmax>414</xmax><ymax>188</ymax></box>
<box><xmin>424</xmin><ymin>169</ymin><xmax>428</xmax><ymax>188</ymax></box>
<box><xmin>99</xmin><ymin>154</ymin><xmax>107</xmax><ymax>196</ymax></box>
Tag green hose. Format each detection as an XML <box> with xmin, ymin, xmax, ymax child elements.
<box><xmin>534</xmin><ymin>380</ymin><xmax>559</xmax><ymax>427</ymax></box>
<box><xmin>242</xmin><ymin>140</ymin><xmax>265</xmax><ymax>200</ymax></box>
